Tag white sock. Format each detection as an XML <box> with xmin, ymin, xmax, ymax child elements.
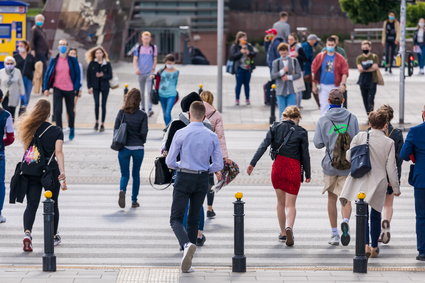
<box><xmin>343</xmin><ymin>218</ymin><xmax>349</xmax><ymax>223</ymax></box>
<box><xmin>331</xmin><ymin>227</ymin><xmax>338</xmax><ymax>236</ymax></box>
<box><xmin>184</xmin><ymin>242</ymin><xmax>191</xmax><ymax>249</ymax></box>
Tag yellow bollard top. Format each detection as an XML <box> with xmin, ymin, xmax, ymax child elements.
<box><xmin>199</xmin><ymin>84</ymin><xmax>203</xmax><ymax>89</ymax></box>
<box><xmin>358</xmin><ymin>192</ymin><xmax>366</xmax><ymax>200</ymax></box>
<box><xmin>124</xmin><ymin>83</ymin><xmax>129</xmax><ymax>88</ymax></box>
<box><xmin>235</xmin><ymin>192</ymin><xmax>243</xmax><ymax>200</ymax></box>
<box><xmin>271</xmin><ymin>84</ymin><xmax>276</xmax><ymax>89</ymax></box>
<box><xmin>44</xmin><ymin>191</ymin><xmax>53</xmax><ymax>199</ymax></box>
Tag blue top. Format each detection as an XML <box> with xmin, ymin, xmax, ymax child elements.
<box><xmin>0</xmin><ymin>1</ymin><xmax>29</xmax><ymax>6</ymax></box>
<box><xmin>301</xmin><ymin>41</ymin><xmax>314</xmax><ymax>75</ymax></box>
<box><xmin>320</xmin><ymin>54</ymin><xmax>335</xmax><ymax>85</ymax></box>
<box><xmin>133</xmin><ymin>44</ymin><xmax>157</xmax><ymax>75</ymax></box>
<box><xmin>266</xmin><ymin>36</ymin><xmax>284</xmax><ymax>70</ymax></box>
<box><xmin>400</xmin><ymin>122</ymin><xmax>425</xmax><ymax>189</ymax></box>
<box><xmin>0</xmin><ymin>109</ymin><xmax>13</xmax><ymax>152</ymax></box>
<box><xmin>166</xmin><ymin>122</ymin><xmax>224</xmax><ymax>173</ymax></box>
<box><xmin>159</xmin><ymin>70</ymin><xmax>179</xmax><ymax>98</ymax></box>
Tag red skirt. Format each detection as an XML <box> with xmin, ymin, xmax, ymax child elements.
<box><xmin>271</xmin><ymin>155</ymin><xmax>301</xmax><ymax>195</ymax></box>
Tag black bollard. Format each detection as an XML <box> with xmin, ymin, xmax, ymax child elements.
<box><xmin>353</xmin><ymin>192</ymin><xmax>368</xmax><ymax>274</ymax></box>
<box><xmin>43</xmin><ymin>191</ymin><xmax>56</xmax><ymax>272</ymax></box>
<box><xmin>124</xmin><ymin>84</ymin><xmax>129</xmax><ymax>96</ymax></box>
<box><xmin>232</xmin><ymin>192</ymin><xmax>246</xmax><ymax>273</ymax></box>
<box><xmin>269</xmin><ymin>84</ymin><xmax>277</xmax><ymax>124</ymax></box>
<box><xmin>198</xmin><ymin>84</ymin><xmax>203</xmax><ymax>94</ymax></box>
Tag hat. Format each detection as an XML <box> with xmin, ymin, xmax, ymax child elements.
<box><xmin>265</xmin><ymin>28</ymin><xmax>278</xmax><ymax>35</ymax></box>
<box><xmin>180</xmin><ymin>92</ymin><xmax>202</xmax><ymax>112</ymax></box>
<box><xmin>307</xmin><ymin>34</ymin><xmax>320</xmax><ymax>41</ymax></box>
<box><xmin>328</xmin><ymin>88</ymin><xmax>344</xmax><ymax>105</ymax></box>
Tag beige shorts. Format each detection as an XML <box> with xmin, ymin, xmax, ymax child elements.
<box><xmin>322</xmin><ymin>175</ymin><xmax>347</xmax><ymax>196</ymax></box>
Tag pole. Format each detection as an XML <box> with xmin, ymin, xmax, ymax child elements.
<box><xmin>43</xmin><ymin>191</ymin><xmax>56</xmax><ymax>272</ymax></box>
<box><xmin>217</xmin><ymin>0</ymin><xmax>224</xmax><ymax>112</ymax></box>
<box><xmin>198</xmin><ymin>84</ymin><xmax>204</xmax><ymax>94</ymax></box>
<box><xmin>269</xmin><ymin>84</ymin><xmax>277</xmax><ymax>124</ymax></box>
<box><xmin>399</xmin><ymin>0</ymin><xmax>407</xmax><ymax>124</ymax></box>
<box><xmin>353</xmin><ymin>192</ymin><xmax>368</xmax><ymax>274</ymax></box>
<box><xmin>232</xmin><ymin>192</ymin><xmax>246</xmax><ymax>273</ymax></box>
<box><xmin>124</xmin><ymin>83</ymin><xmax>129</xmax><ymax>96</ymax></box>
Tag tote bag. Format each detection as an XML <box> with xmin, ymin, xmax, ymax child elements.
<box><xmin>291</xmin><ymin>58</ymin><xmax>306</xmax><ymax>92</ymax></box>
<box><xmin>350</xmin><ymin>131</ymin><xmax>372</xmax><ymax>178</ymax></box>
<box><xmin>111</xmin><ymin>112</ymin><xmax>127</xmax><ymax>151</ymax></box>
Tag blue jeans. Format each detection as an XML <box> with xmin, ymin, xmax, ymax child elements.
<box><xmin>159</xmin><ymin>96</ymin><xmax>175</xmax><ymax>126</ymax></box>
<box><xmin>183</xmin><ymin>203</ymin><xmax>205</xmax><ymax>232</ymax></box>
<box><xmin>118</xmin><ymin>148</ymin><xmax>144</xmax><ymax>202</ymax></box>
<box><xmin>276</xmin><ymin>94</ymin><xmax>296</xmax><ymax>119</ymax></box>
<box><xmin>418</xmin><ymin>45</ymin><xmax>425</xmax><ymax>69</ymax></box>
<box><xmin>0</xmin><ymin>152</ymin><xmax>4</xmax><ymax>215</ymax></box>
<box><xmin>22</xmin><ymin>76</ymin><xmax>33</xmax><ymax>106</ymax></box>
<box><xmin>415</xmin><ymin>188</ymin><xmax>425</xmax><ymax>253</ymax></box>
<box><xmin>235</xmin><ymin>67</ymin><xmax>251</xmax><ymax>100</ymax></box>
<box><xmin>365</xmin><ymin>207</ymin><xmax>381</xmax><ymax>248</ymax></box>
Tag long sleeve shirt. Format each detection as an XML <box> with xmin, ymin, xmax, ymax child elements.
<box><xmin>166</xmin><ymin>122</ymin><xmax>223</xmax><ymax>173</ymax></box>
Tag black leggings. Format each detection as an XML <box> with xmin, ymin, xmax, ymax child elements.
<box><xmin>23</xmin><ymin>176</ymin><xmax>60</xmax><ymax>235</ymax></box>
<box><xmin>385</xmin><ymin>41</ymin><xmax>397</xmax><ymax>71</ymax></box>
<box><xmin>93</xmin><ymin>89</ymin><xmax>109</xmax><ymax>123</ymax></box>
<box><xmin>53</xmin><ymin>88</ymin><xmax>75</xmax><ymax>129</ymax></box>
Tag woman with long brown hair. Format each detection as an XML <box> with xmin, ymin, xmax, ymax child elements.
<box><xmin>114</xmin><ymin>88</ymin><xmax>148</xmax><ymax>209</ymax></box>
<box><xmin>18</xmin><ymin>99</ymin><xmax>66</xmax><ymax>252</ymax></box>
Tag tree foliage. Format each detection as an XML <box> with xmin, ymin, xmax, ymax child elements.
<box><xmin>407</xmin><ymin>2</ymin><xmax>425</xmax><ymax>27</ymax></box>
<box><xmin>339</xmin><ymin>0</ymin><xmax>400</xmax><ymax>25</ymax></box>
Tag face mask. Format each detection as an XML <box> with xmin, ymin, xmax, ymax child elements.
<box><xmin>326</xmin><ymin>46</ymin><xmax>335</xmax><ymax>53</ymax></box>
<box><xmin>389</xmin><ymin>16</ymin><xmax>395</xmax><ymax>21</ymax></box>
<box><xmin>166</xmin><ymin>64</ymin><xmax>174</xmax><ymax>69</ymax></box>
<box><xmin>58</xmin><ymin>45</ymin><xmax>67</xmax><ymax>54</ymax></box>
<box><xmin>36</xmin><ymin>21</ymin><xmax>44</xmax><ymax>27</ymax></box>
<box><xmin>18</xmin><ymin>47</ymin><xmax>26</xmax><ymax>53</ymax></box>
<box><xmin>362</xmin><ymin>49</ymin><xmax>370</xmax><ymax>55</ymax></box>
<box><xmin>5</xmin><ymin>65</ymin><xmax>14</xmax><ymax>71</ymax></box>
<box><xmin>419</xmin><ymin>22</ymin><xmax>425</xmax><ymax>27</ymax></box>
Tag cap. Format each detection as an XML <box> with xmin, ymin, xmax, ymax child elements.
<box><xmin>328</xmin><ymin>88</ymin><xmax>344</xmax><ymax>104</ymax></box>
<box><xmin>265</xmin><ymin>28</ymin><xmax>278</xmax><ymax>35</ymax></box>
<box><xmin>307</xmin><ymin>34</ymin><xmax>320</xmax><ymax>41</ymax></box>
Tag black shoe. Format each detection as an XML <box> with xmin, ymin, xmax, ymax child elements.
<box><xmin>94</xmin><ymin>123</ymin><xmax>99</xmax><ymax>131</ymax></box>
<box><xmin>148</xmin><ymin>110</ymin><xmax>154</xmax><ymax>117</ymax></box>
<box><xmin>207</xmin><ymin>210</ymin><xmax>216</xmax><ymax>219</ymax></box>
<box><xmin>196</xmin><ymin>235</ymin><xmax>206</xmax><ymax>247</ymax></box>
<box><xmin>118</xmin><ymin>191</ymin><xmax>125</xmax><ymax>208</ymax></box>
<box><xmin>131</xmin><ymin>201</ymin><xmax>140</xmax><ymax>208</ymax></box>
<box><xmin>99</xmin><ymin>125</ymin><xmax>105</xmax><ymax>132</ymax></box>
<box><xmin>278</xmin><ymin>234</ymin><xmax>287</xmax><ymax>242</ymax></box>
<box><xmin>417</xmin><ymin>254</ymin><xmax>425</xmax><ymax>261</ymax></box>
<box><xmin>389</xmin><ymin>69</ymin><xmax>393</xmax><ymax>74</ymax></box>
<box><xmin>285</xmin><ymin>227</ymin><xmax>294</xmax><ymax>247</ymax></box>
<box><xmin>341</xmin><ymin>222</ymin><xmax>351</xmax><ymax>246</ymax></box>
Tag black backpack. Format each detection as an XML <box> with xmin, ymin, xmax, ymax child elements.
<box><xmin>21</xmin><ymin>125</ymin><xmax>53</xmax><ymax>176</ymax></box>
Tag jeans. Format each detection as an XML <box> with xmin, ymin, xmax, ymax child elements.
<box><xmin>276</xmin><ymin>94</ymin><xmax>296</xmax><ymax>119</ymax></box>
<box><xmin>417</xmin><ymin>45</ymin><xmax>425</xmax><ymax>69</ymax></box>
<box><xmin>415</xmin><ymin>188</ymin><xmax>425</xmax><ymax>253</ymax></box>
<box><xmin>170</xmin><ymin>172</ymin><xmax>209</xmax><ymax>247</ymax></box>
<box><xmin>53</xmin><ymin>88</ymin><xmax>75</xmax><ymax>129</ymax></box>
<box><xmin>235</xmin><ymin>67</ymin><xmax>251</xmax><ymax>100</ymax></box>
<box><xmin>183</xmin><ymin>203</ymin><xmax>205</xmax><ymax>232</ymax></box>
<box><xmin>138</xmin><ymin>73</ymin><xmax>153</xmax><ymax>111</ymax></box>
<box><xmin>0</xmin><ymin>152</ymin><xmax>5</xmax><ymax>215</ymax></box>
<box><xmin>365</xmin><ymin>207</ymin><xmax>381</xmax><ymax>248</ymax></box>
<box><xmin>360</xmin><ymin>83</ymin><xmax>377</xmax><ymax>115</ymax></box>
<box><xmin>385</xmin><ymin>41</ymin><xmax>397</xmax><ymax>71</ymax></box>
<box><xmin>22</xmin><ymin>76</ymin><xmax>33</xmax><ymax>106</ymax></box>
<box><xmin>93</xmin><ymin>89</ymin><xmax>110</xmax><ymax>123</ymax></box>
<box><xmin>118</xmin><ymin>148</ymin><xmax>144</xmax><ymax>202</ymax></box>
<box><xmin>159</xmin><ymin>96</ymin><xmax>175</xmax><ymax>126</ymax></box>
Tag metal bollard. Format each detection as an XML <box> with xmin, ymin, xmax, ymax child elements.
<box><xmin>232</xmin><ymin>192</ymin><xmax>246</xmax><ymax>273</ymax></box>
<box><xmin>269</xmin><ymin>84</ymin><xmax>277</xmax><ymax>124</ymax></box>
<box><xmin>353</xmin><ymin>192</ymin><xmax>368</xmax><ymax>274</ymax></box>
<box><xmin>124</xmin><ymin>83</ymin><xmax>129</xmax><ymax>96</ymax></box>
<box><xmin>43</xmin><ymin>191</ymin><xmax>56</xmax><ymax>272</ymax></box>
<box><xmin>198</xmin><ymin>84</ymin><xmax>203</xmax><ymax>94</ymax></box>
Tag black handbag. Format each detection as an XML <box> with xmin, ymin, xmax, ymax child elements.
<box><xmin>111</xmin><ymin>112</ymin><xmax>127</xmax><ymax>151</ymax></box>
<box><xmin>350</xmin><ymin>131</ymin><xmax>372</xmax><ymax>178</ymax></box>
<box><xmin>149</xmin><ymin>156</ymin><xmax>173</xmax><ymax>190</ymax></box>
<box><xmin>41</xmin><ymin>153</ymin><xmax>57</xmax><ymax>191</ymax></box>
<box><xmin>408</xmin><ymin>164</ymin><xmax>415</xmax><ymax>186</ymax></box>
<box><xmin>150</xmin><ymin>89</ymin><xmax>159</xmax><ymax>105</ymax></box>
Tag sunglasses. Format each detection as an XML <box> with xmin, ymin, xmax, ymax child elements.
<box><xmin>5</xmin><ymin>63</ymin><xmax>14</xmax><ymax>65</ymax></box>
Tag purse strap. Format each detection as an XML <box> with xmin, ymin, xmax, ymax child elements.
<box><xmin>275</xmin><ymin>125</ymin><xmax>295</xmax><ymax>154</ymax></box>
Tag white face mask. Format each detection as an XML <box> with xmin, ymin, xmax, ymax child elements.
<box><xmin>419</xmin><ymin>22</ymin><xmax>425</xmax><ymax>28</ymax></box>
<box><xmin>18</xmin><ymin>47</ymin><xmax>26</xmax><ymax>53</ymax></box>
<box><xmin>166</xmin><ymin>64</ymin><xmax>174</xmax><ymax>69</ymax></box>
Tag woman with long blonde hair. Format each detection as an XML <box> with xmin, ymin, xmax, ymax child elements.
<box><xmin>18</xmin><ymin>99</ymin><xmax>67</xmax><ymax>252</ymax></box>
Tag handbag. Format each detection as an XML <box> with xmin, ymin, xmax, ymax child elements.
<box><xmin>226</xmin><ymin>59</ymin><xmax>234</xmax><ymax>74</ymax></box>
<box><xmin>150</xmin><ymin>88</ymin><xmax>159</xmax><ymax>105</ymax></box>
<box><xmin>414</xmin><ymin>45</ymin><xmax>422</xmax><ymax>54</ymax></box>
<box><xmin>408</xmin><ymin>164</ymin><xmax>415</xmax><ymax>186</ymax></box>
<box><xmin>109</xmin><ymin>74</ymin><xmax>119</xmax><ymax>89</ymax></box>
<box><xmin>149</xmin><ymin>156</ymin><xmax>173</xmax><ymax>190</ymax></box>
<box><xmin>270</xmin><ymin>126</ymin><xmax>295</xmax><ymax>160</ymax></box>
<box><xmin>111</xmin><ymin>112</ymin><xmax>127</xmax><ymax>151</ymax></box>
<box><xmin>41</xmin><ymin>153</ymin><xmax>57</xmax><ymax>191</ymax></box>
<box><xmin>350</xmin><ymin>131</ymin><xmax>372</xmax><ymax>178</ymax></box>
<box><xmin>375</xmin><ymin>55</ymin><xmax>385</xmax><ymax>86</ymax></box>
<box><xmin>291</xmin><ymin>58</ymin><xmax>306</xmax><ymax>92</ymax></box>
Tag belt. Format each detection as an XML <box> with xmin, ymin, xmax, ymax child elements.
<box><xmin>176</xmin><ymin>168</ymin><xmax>208</xmax><ymax>175</ymax></box>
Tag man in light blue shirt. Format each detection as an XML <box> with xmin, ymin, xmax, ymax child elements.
<box><xmin>166</xmin><ymin>101</ymin><xmax>223</xmax><ymax>273</ymax></box>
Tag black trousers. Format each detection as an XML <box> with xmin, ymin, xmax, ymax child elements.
<box><xmin>2</xmin><ymin>96</ymin><xmax>16</xmax><ymax>121</ymax></box>
<box><xmin>170</xmin><ymin>172</ymin><xmax>209</xmax><ymax>247</ymax></box>
<box><xmin>23</xmin><ymin>175</ymin><xmax>60</xmax><ymax>235</ymax></box>
<box><xmin>93</xmin><ymin>89</ymin><xmax>109</xmax><ymax>123</ymax></box>
<box><xmin>343</xmin><ymin>90</ymin><xmax>348</xmax><ymax>109</ymax></box>
<box><xmin>360</xmin><ymin>83</ymin><xmax>377</xmax><ymax>115</ymax></box>
<box><xmin>53</xmin><ymin>88</ymin><xmax>75</xmax><ymax>129</ymax></box>
<box><xmin>385</xmin><ymin>41</ymin><xmax>397</xmax><ymax>71</ymax></box>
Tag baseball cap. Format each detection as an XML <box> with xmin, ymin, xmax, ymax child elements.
<box><xmin>265</xmin><ymin>28</ymin><xmax>278</xmax><ymax>35</ymax></box>
<box><xmin>307</xmin><ymin>34</ymin><xmax>320</xmax><ymax>41</ymax></box>
<box><xmin>328</xmin><ymin>88</ymin><xmax>344</xmax><ymax>105</ymax></box>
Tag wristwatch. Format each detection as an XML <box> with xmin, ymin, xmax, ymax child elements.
<box><xmin>341</xmin><ymin>83</ymin><xmax>347</xmax><ymax>87</ymax></box>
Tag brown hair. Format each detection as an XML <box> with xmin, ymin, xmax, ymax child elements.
<box><xmin>200</xmin><ymin>90</ymin><xmax>214</xmax><ymax>105</ymax></box>
<box><xmin>283</xmin><ymin>106</ymin><xmax>302</xmax><ymax>119</ymax></box>
<box><xmin>288</xmin><ymin>33</ymin><xmax>298</xmax><ymax>43</ymax></box>
<box><xmin>17</xmin><ymin>99</ymin><xmax>51</xmax><ymax>149</ymax></box>
<box><xmin>189</xmin><ymin>101</ymin><xmax>206</xmax><ymax>120</ymax></box>
<box><xmin>19</xmin><ymin>40</ymin><xmax>30</xmax><ymax>52</ymax></box>
<box><xmin>279</xmin><ymin>11</ymin><xmax>288</xmax><ymax>18</ymax></box>
<box><xmin>378</xmin><ymin>104</ymin><xmax>394</xmax><ymax>122</ymax></box>
<box><xmin>123</xmin><ymin>88</ymin><xmax>141</xmax><ymax>114</ymax></box>
<box><xmin>277</xmin><ymin>43</ymin><xmax>289</xmax><ymax>52</ymax></box>
<box><xmin>163</xmin><ymin>54</ymin><xmax>175</xmax><ymax>63</ymax></box>
<box><xmin>368</xmin><ymin>110</ymin><xmax>388</xmax><ymax>129</ymax></box>
<box><xmin>234</xmin><ymin>31</ymin><xmax>247</xmax><ymax>44</ymax></box>
<box><xmin>85</xmin><ymin>46</ymin><xmax>110</xmax><ymax>63</ymax></box>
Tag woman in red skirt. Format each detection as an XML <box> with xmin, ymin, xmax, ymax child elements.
<box><xmin>247</xmin><ymin>106</ymin><xmax>311</xmax><ymax>246</ymax></box>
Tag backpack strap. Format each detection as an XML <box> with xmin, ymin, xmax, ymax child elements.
<box><xmin>207</xmin><ymin>110</ymin><xmax>217</xmax><ymax>120</ymax></box>
<box><xmin>38</xmin><ymin>124</ymin><xmax>53</xmax><ymax>138</ymax></box>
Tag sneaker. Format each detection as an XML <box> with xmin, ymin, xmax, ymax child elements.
<box><xmin>131</xmin><ymin>201</ymin><xmax>140</xmax><ymax>208</ymax></box>
<box><xmin>69</xmin><ymin>128</ymin><xmax>75</xmax><ymax>141</ymax></box>
<box><xmin>94</xmin><ymin>123</ymin><xmax>99</xmax><ymax>131</ymax></box>
<box><xmin>419</xmin><ymin>69</ymin><xmax>424</xmax><ymax>75</ymax></box>
<box><xmin>196</xmin><ymin>234</ymin><xmax>206</xmax><ymax>247</ymax></box>
<box><xmin>235</xmin><ymin>100</ymin><xmax>240</xmax><ymax>106</ymax></box>
<box><xmin>206</xmin><ymin>210</ymin><xmax>216</xmax><ymax>219</ymax></box>
<box><xmin>246</xmin><ymin>99</ymin><xmax>251</xmax><ymax>105</ymax></box>
<box><xmin>285</xmin><ymin>227</ymin><xmax>294</xmax><ymax>247</ymax></box>
<box><xmin>99</xmin><ymin>125</ymin><xmax>105</xmax><ymax>133</ymax></box>
<box><xmin>340</xmin><ymin>222</ymin><xmax>351</xmax><ymax>246</ymax></box>
<box><xmin>328</xmin><ymin>234</ymin><xmax>340</xmax><ymax>246</ymax></box>
<box><xmin>381</xmin><ymin>220</ymin><xmax>391</xmax><ymax>244</ymax></box>
<box><xmin>181</xmin><ymin>243</ymin><xmax>196</xmax><ymax>273</ymax></box>
<box><xmin>278</xmin><ymin>234</ymin><xmax>287</xmax><ymax>242</ymax></box>
<box><xmin>416</xmin><ymin>253</ymin><xmax>425</xmax><ymax>261</ymax></box>
<box><xmin>389</xmin><ymin>69</ymin><xmax>393</xmax><ymax>74</ymax></box>
<box><xmin>23</xmin><ymin>233</ymin><xmax>33</xmax><ymax>252</ymax></box>
<box><xmin>53</xmin><ymin>234</ymin><xmax>61</xmax><ymax>246</ymax></box>
<box><xmin>148</xmin><ymin>110</ymin><xmax>154</xmax><ymax>117</ymax></box>
<box><xmin>118</xmin><ymin>191</ymin><xmax>125</xmax><ymax>208</ymax></box>
<box><xmin>0</xmin><ymin>215</ymin><xmax>6</xmax><ymax>223</ymax></box>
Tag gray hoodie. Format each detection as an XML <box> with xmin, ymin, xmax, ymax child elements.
<box><xmin>313</xmin><ymin>107</ymin><xmax>359</xmax><ymax>176</ymax></box>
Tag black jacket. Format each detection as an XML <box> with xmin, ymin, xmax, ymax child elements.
<box><xmin>388</xmin><ymin>123</ymin><xmax>404</xmax><ymax>180</ymax></box>
<box><xmin>414</xmin><ymin>28</ymin><xmax>425</xmax><ymax>46</ymax></box>
<box><xmin>114</xmin><ymin>110</ymin><xmax>148</xmax><ymax>146</ymax></box>
<box><xmin>87</xmin><ymin>60</ymin><xmax>113</xmax><ymax>91</ymax></box>
<box><xmin>229</xmin><ymin>43</ymin><xmax>256</xmax><ymax>73</ymax></box>
<box><xmin>14</xmin><ymin>53</ymin><xmax>36</xmax><ymax>80</ymax></box>
<box><xmin>250</xmin><ymin>120</ymin><xmax>311</xmax><ymax>179</ymax></box>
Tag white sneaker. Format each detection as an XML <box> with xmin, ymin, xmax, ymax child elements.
<box><xmin>328</xmin><ymin>234</ymin><xmax>340</xmax><ymax>246</ymax></box>
<box><xmin>181</xmin><ymin>243</ymin><xmax>196</xmax><ymax>273</ymax></box>
<box><xmin>0</xmin><ymin>215</ymin><xmax>6</xmax><ymax>223</ymax></box>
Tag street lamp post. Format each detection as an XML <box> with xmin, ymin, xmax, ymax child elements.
<box><xmin>217</xmin><ymin>0</ymin><xmax>224</xmax><ymax>113</ymax></box>
<box><xmin>399</xmin><ymin>0</ymin><xmax>407</xmax><ymax>124</ymax></box>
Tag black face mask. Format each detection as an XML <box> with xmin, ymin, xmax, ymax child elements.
<box><xmin>362</xmin><ymin>49</ymin><xmax>370</xmax><ymax>55</ymax></box>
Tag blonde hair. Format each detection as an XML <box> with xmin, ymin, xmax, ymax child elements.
<box><xmin>142</xmin><ymin>31</ymin><xmax>151</xmax><ymax>37</ymax></box>
<box><xmin>85</xmin><ymin>46</ymin><xmax>110</xmax><ymax>63</ymax></box>
<box><xmin>282</xmin><ymin>106</ymin><xmax>302</xmax><ymax>119</ymax></box>
<box><xmin>17</xmin><ymin>99</ymin><xmax>51</xmax><ymax>149</ymax></box>
<box><xmin>200</xmin><ymin>90</ymin><xmax>214</xmax><ymax>105</ymax></box>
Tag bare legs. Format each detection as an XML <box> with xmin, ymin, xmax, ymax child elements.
<box><xmin>328</xmin><ymin>191</ymin><xmax>352</xmax><ymax>228</ymax></box>
<box><xmin>382</xmin><ymin>193</ymin><xmax>394</xmax><ymax>222</ymax></box>
<box><xmin>275</xmin><ymin>189</ymin><xmax>297</xmax><ymax>236</ymax></box>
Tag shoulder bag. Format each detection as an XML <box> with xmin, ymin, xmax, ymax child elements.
<box><xmin>111</xmin><ymin>112</ymin><xmax>127</xmax><ymax>151</ymax></box>
<box><xmin>270</xmin><ymin>126</ymin><xmax>296</xmax><ymax>160</ymax></box>
<box><xmin>149</xmin><ymin>156</ymin><xmax>173</xmax><ymax>190</ymax></box>
<box><xmin>291</xmin><ymin>58</ymin><xmax>306</xmax><ymax>92</ymax></box>
<box><xmin>350</xmin><ymin>131</ymin><xmax>372</xmax><ymax>178</ymax></box>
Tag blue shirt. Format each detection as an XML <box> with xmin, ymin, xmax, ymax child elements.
<box><xmin>166</xmin><ymin>122</ymin><xmax>224</xmax><ymax>173</ymax></box>
<box><xmin>159</xmin><ymin>70</ymin><xmax>179</xmax><ymax>98</ymax></box>
<box><xmin>301</xmin><ymin>41</ymin><xmax>313</xmax><ymax>75</ymax></box>
<box><xmin>320</xmin><ymin>54</ymin><xmax>335</xmax><ymax>85</ymax></box>
<box><xmin>133</xmin><ymin>44</ymin><xmax>157</xmax><ymax>75</ymax></box>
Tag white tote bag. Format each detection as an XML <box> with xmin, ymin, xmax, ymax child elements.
<box><xmin>291</xmin><ymin>58</ymin><xmax>306</xmax><ymax>92</ymax></box>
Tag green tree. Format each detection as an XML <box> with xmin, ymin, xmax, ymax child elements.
<box><xmin>407</xmin><ymin>2</ymin><xmax>425</xmax><ymax>27</ymax></box>
<box><xmin>339</xmin><ymin>0</ymin><xmax>399</xmax><ymax>24</ymax></box>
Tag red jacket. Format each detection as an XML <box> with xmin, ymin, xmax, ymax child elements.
<box><xmin>312</xmin><ymin>52</ymin><xmax>349</xmax><ymax>86</ymax></box>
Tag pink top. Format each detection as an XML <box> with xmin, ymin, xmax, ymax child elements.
<box><xmin>53</xmin><ymin>56</ymin><xmax>73</xmax><ymax>91</ymax></box>
<box><xmin>203</xmin><ymin>101</ymin><xmax>228</xmax><ymax>158</ymax></box>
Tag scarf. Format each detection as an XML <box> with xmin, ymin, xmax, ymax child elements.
<box><xmin>5</xmin><ymin>68</ymin><xmax>15</xmax><ymax>88</ymax></box>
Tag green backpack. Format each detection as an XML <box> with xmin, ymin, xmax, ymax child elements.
<box><xmin>328</xmin><ymin>114</ymin><xmax>352</xmax><ymax>170</ymax></box>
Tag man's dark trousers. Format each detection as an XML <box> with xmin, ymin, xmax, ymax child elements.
<box><xmin>170</xmin><ymin>171</ymin><xmax>209</xmax><ymax>248</ymax></box>
<box><xmin>415</xmin><ymin>188</ymin><xmax>425</xmax><ymax>254</ymax></box>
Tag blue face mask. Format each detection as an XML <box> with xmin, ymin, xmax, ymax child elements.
<box><xmin>389</xmin><ymin>16</ymin><xmax>395</xmax><ymax>21</ymax></box>
<box><xmin>36</xmin><ymin>21</ymin><xmax>43</xmax><ymax>27</ymax></box>
<box><xmin>326</xmin><ymin>46</ymin><xmax>335</xmax><ymax>53</ymax></box>
<box><xmin>58</xmin><ymin>45</ymin><xmax>67</xmax><ymax>54</ymax></box>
